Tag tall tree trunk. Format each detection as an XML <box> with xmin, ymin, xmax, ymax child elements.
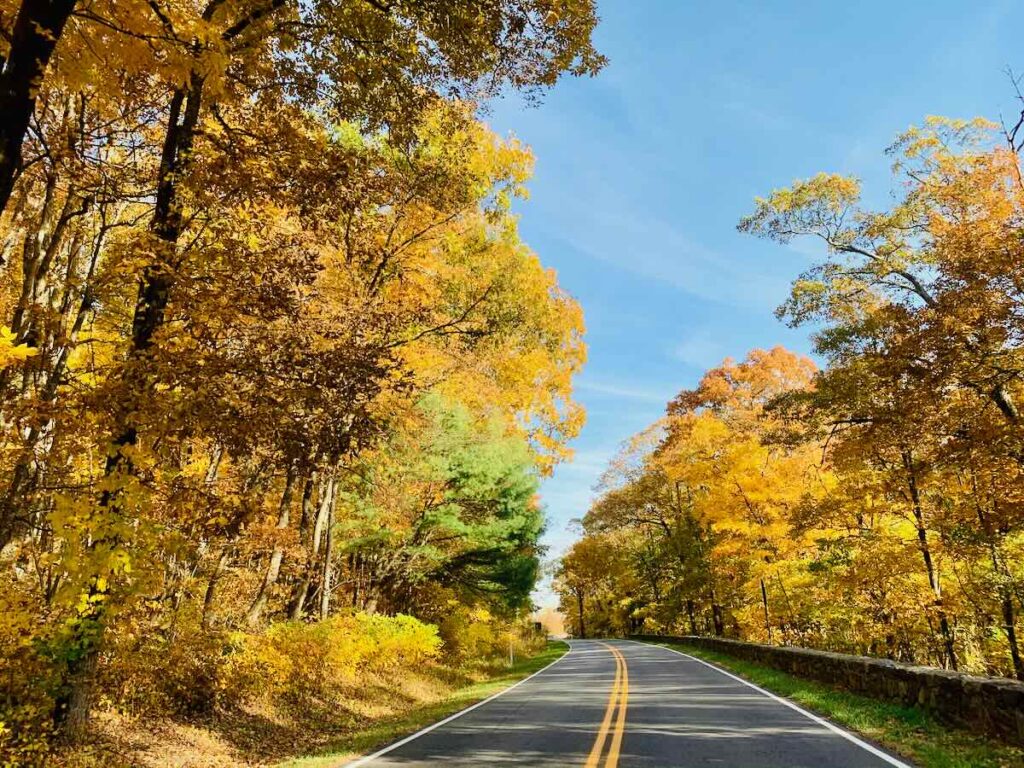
<box><xmin>975</xmin><ymin>495</ymin><xmax>1024</xmax><ymax>681</ymax></box>
<box><xmin>319</xmin><ymin>487</ymin><xmax>335</xmax><ymax>621</ymax></box>
<box><xmin>129</xmin><ymin>75</ymin><xmax>203</xmax><ymax>356</ymax></box>
<box><xmin>902</xmin><ymin>451</ymin><xmax>957</xmax><ymax>671</ymax></box>
<box><xmin>201</xmin><ymin>548</ymin><xmax>231</xmax><ymax>630</ymax></box>
<box><xmin>52</xmin><ymin>0</ymin><xmax>299</xmax><ymax>730</ymax></box>
<box><xmin>245</xmin><ymin>468</ymin><xmax>297</xmax><ymax>626</ymax></box>
<box><xmin>686</xmin><ymin>599</ymin><xmax>697</xmax><ymax>635</ymax></box>
<box><xmin>50</xmin><ymin>638</ymin><xmax>96</xmax><ymax>740</ymax></box>
<box><xmin>286</xmin><ymin>474</ymin><xmax>317</xmax><ymax>618</ymax></box>
<box><xmin>691</xmin><ymin>514</ymin><xmax>724</xmax><ymax>637</ymax></box>
<box><xmin>1001</xmin><ymin>594</ymin><xmax>1024</xmax><ymax>681</ymax></box>
<box><xmin>0</xmin><ymin>0</ymin><xmax>78</xmax><ymax>215</ymax></box>
<box><xmin>761</xmin><ymin>578</ymin><xmax>773</xmax><ymax>644</ymax></box>
<box><xmin>576</xmin><ymin>590</ymin><xmax>586</xmax><ymax>639</ymax></box>
<box><xmin>289</xmin><ymin>475</ymin><xmax>331</xmax><ymax>620</ymax></box>
<box><xmin>52</xmin><ymin>76</ymin><xmax>207</xmax><ymax>740</ymax></box>
<box><xmin>711</xmin><ymin>599</ymin><xmax>725</xmax><ymax>637</ymax></box>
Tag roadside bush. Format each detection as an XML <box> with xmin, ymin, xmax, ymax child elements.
<box><xmin>439</xmin><ymin>606</ymin><xmax>501</xmax><ymax>663</ymax></box>
<box><xmin>222</xmin><ymin>613</ymin><xmax>442</xmax><ymax>706</ymax></box>
<box><xmin>5</xmin><ymin>605</ymin><xmax>454</xmax><ymax>765</ymax></box>
<box><xmin>438</xmin><ymin>605</ymin><xmax>546</xmax><ymax>666</ymax></box>
<box><xmin>0</xmin><ymin>589</ymin><xmax>56</xmax><ymax>767</ymax></box>
<box><xmin>96</xmin><ymin>604</ymin><xmax>229</xmax><ymax>717</ymax></box>
<box><xmin>89</xmin><ymin>611</ymin><xmax>444</xmax><ymax>721</ymax></box>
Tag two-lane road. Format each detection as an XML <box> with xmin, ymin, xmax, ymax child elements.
<box><xmin>348</xmin><ymin>640</ymin><xmax>912</xmax><ymax>767</ymax></box>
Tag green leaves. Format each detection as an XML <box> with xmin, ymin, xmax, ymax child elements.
<box><xmin>339</xmin><ymin>394</ymin><xmax>543</xmax><ymax>611</ymax></box>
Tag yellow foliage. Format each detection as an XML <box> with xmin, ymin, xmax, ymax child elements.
<box><xmin>0</xmin><ymin>326</ymin><xmax>36</xmax><ymax>369</ymax></box>
<box><xmin>222</xmin><ymin>614</ymin><xmax>442</xmax><ymax>706</ymax></box>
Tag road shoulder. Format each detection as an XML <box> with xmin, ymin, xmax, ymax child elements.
<box><xmin>278</xmin><ymin>641</ymin><xmax>571</xmax><ymax>768</ymax></box>
<box><xmin>636</xmin><ymin>639</ymin><xmax>1023</xmax><ymax>768</ymax></box>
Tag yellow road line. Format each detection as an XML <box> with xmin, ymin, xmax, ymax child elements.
<box><xmin>584</xmin><ymin>645</ymin><xmax>621</xmax><ymax>767</ymax></box>
<box><xmin>584</xmin><ymin>643</ymin><xmax>628</xmax><ymax>768</ymax></box>
<box><xmin>605</xmin><ymin>645</ymin><xmax>628</xmax><ymax>767</ymax></box>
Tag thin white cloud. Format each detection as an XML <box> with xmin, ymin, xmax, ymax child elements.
<box><xmin>551</xmin><ymin>205</ymin><xmax>788</xmax><ymax>309</ymax></box>
<box><xmin>556</xmin><ymin>448</ymin><xmax>616</xmax><ymax>476</ymax></box>
<box><xmin>537</xmin><ymin>482</ymin><xmax>596</xmax><ymax>515</ymax></box>
<box><xmin>577</xmin><ymin>379</ymin><xmax>672</xmax><ymax>404</ymax></box>
<box><xmin>515</xmin><ymin>111</ymin><xmax>793</xmax><ymax>309</ymax></box>
<box><xmin>671</xmin><ymin>333</ymin><xmax>728</xmax><ymax>371</ymax></box>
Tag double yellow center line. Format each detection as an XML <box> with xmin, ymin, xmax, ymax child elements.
<box><xmin>585</xmin><ymin>643</ymin><xmax>628</xmax><ymax>768</ymax></box>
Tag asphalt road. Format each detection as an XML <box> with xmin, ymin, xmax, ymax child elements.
<box><xmin>347</xmin><ymin>639</ymin><xmax>913</xmax><ymax>767</ymax></box>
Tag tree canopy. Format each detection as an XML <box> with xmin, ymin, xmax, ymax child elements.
<box><xmin>0</xmin><ymin>0</ymin><xmax>603</xmax><ymax>755</ymax></box>
<box><xmin>558</xmin><ymin>115</ymin><xmax>1024</xmax><ymax>682</ymax></box>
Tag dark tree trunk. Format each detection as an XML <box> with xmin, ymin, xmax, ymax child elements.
<box><xmin>1001</xmin><ymin>595</ymin><xmax>1024</xmax><ymax>681</ymax></box>
<box><xmin>902</xmin><ymin>451</ymin><xmax>957</xmax><ymax>671</ymax></box>
<box><xmin>286</xmin><ymin>475</ymin><xmax>317</xmax><ymax>619</ymax></box>
<box><xmin>936</xmin><ymin>613</ymin><xmax>957</xmax><ymax>671</ymax></box>
<box><xmin>711</xmin><ymin>601</ymin><xmax>725</xmax><ymax>637</ymax></box>
<box><xmin>0</xmin><ymin>0</ymin><xmax>78</xmax><ymax>214</ymax></box>
<box><xmin>761</xmin><ymin>578</ymin><xmax>773</xmax><ymax>643</ymax></box>
<box><xmin>991</xmin><ymin>383</ymin><xmax>1019</xmax><ymax>425</ymax></box>
<box><xmin>974</xmin><ymin>494</ymin><xmax>1024</xmax><ymax>680</ymax></box>
<box><xmin>50</xmin><ymin>637</ymin><xmax>96</xmax><ymax>741</ymax></box>
<box><xmin>288</xmin><ymin>568</ymin><xmax>312</xmax><ymax>621</ymax></box>
<box><xmin>201</xmin><ymin>548</ymin><xmax>231</xmax><ymax>630</ymax></box>
<box><xmin>129</xmin><ymin>73</ymin><xmax>204</xmax><ymax>355</ymax></box>
<box><xmin>576</xmin><ymin>591</ymin><xmax>586</xmax><ymax>639</ymax></box>
<box><xmin>53</xmin><ymin>75</ymin><xmax>209</xmax><ymax>739</ymax></box>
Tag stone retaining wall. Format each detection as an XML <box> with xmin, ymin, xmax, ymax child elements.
<box><xmin>632</xmin><ymin>634</ymin><xmax>1024</xmax><ymax>745</ymax></box>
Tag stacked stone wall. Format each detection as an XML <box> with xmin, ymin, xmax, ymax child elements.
<box><xmin>632</xmin><ymin>634</ymin><xmax>1024</xmax><ymax>744</ymax></box>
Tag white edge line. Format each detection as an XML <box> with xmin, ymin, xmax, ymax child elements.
<box><xmin>628</xmin><ymin>639</ymin><xmax>914</xmax><ymax>768</ymax></box>
<box><xmin>339</xmin><ymin>642</ymin><xmax>575</xmax><ymax>767</ymax></box>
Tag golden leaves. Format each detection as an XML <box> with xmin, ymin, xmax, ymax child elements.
<box><xmin>0</xmin><ymin>326</ymin><xmax>36</xmax><ymax>368</ymax></box>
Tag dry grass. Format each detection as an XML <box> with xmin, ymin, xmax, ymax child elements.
<box><xmin>53</xmin><ymin>645</ymin><xmax>566</xmax><ymax>768</ymax></box>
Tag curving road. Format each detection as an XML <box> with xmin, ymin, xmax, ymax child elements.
<box><xmin>346</xmin><ymin>639</ymin><xmax>913</xmax><ymax>767</ymax></box>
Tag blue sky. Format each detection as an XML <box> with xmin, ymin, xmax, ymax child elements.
<box><xmin>484</xmin><ymin>0</ymin><xmax>1021</xmax><ymax>606</ymax></box>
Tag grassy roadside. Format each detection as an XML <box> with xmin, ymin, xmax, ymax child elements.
<box><xmin>278</xmin><ymin>640</ymin><xmax>569</xmax><ymax>768</ymax></box>
<box><xmin>644</xmin><ymin>640</ymin><xmax>1023</xmax><ymax>768</ymax></box>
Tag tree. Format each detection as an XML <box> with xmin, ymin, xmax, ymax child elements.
<box><xmin>0</xmin><ymin>7</ymin><xmax>602</xmax><ymax>741</ymax></box>
<box><xmin>0</xmin><ymin>0</ymin><xmax>78</xmax><ymax>212</ymax></box>
<box><xmin>555</xmin><ymin>108</ymin><xmax>1024</xmax><ymax>681</ymax></box>
<box><xmin>557</xmin><ymin>534</ymin><xmax>628</xmax><ymax>638</ymax></box>
<box><xmin>337</xmin><ymin>395</ymin><xmax>544</xmax><ymax>615</ymax></box>
<box><xmin>740</xmin><ymin>116</ymin><xmax>1024</xmax><ymax>673</ymax></box>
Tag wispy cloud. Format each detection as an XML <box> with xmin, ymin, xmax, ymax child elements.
<box><xmin>577</xmin><ymin>379</ymin><xmax>672</xmax><ymax>404</ymax></box>
<box><xmin>557</xmin><ymin>448</ymin><xmax>616</xmax><ymax>476</ymax></box>
<box><xmin>550</xmin><ymin>204</ymin><xmax>788</xmax><ymax>310</ymax></box>
<box><xmin>670</xmin><ymin>332</ymin><xmax>728</xmax><ymax>371</ymax></box>
<box><xmin>514</xmin><ymin>109</ymin><xmax>793</xmax><ymax>309</ymax></box>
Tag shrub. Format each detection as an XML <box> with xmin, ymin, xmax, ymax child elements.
<box><xmin>0</xmin><ymin>589</ymin><xmax>58</xmax><ymax>767</ymax></box>
<box><xmin>222</xmin><ymin>613</ymin><xmax>442</xmax><ymax>706</ymax></box>
<box><xmin>438</xmin><ymin>605</ymin><xmax>545</xmax><ymax>666</ymax></box>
